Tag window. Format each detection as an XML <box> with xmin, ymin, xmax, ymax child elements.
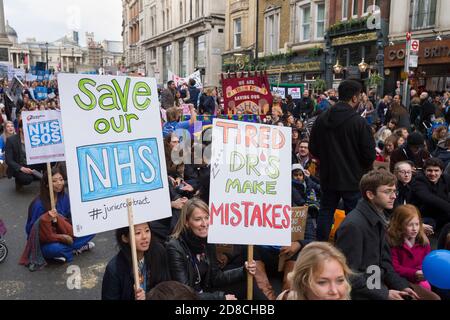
<box><xmin>301</xmin><ymin>5</ymin><xmax>311</xmax><ymax>41</ymax></box>
<box><xmin>140</xmin><ymin>20</ymin><xmax>143</xmax><ymax>36</ymax></box>
<box><xmin>195</xmin><ymin>0</ymin><xmax>200</xmax><ymax>18</ymax></box>
<box><xmin>234</xmin><ymin>18</ymin><xmax>242</xmax><ymax>49</ymax></box>
<box><xmin>179</xmin><ymin>41</ymin><xmax>187</xmax><ymax>77</ymax></box>
<box><xmin>352</xmin><ymin>0</ymin><xmax>359</xmax><ymax>17</ymax></box>
<box><xmin>150</xmin><ymin>6</ymin><xmax>156</xmax><ymax>36</ymax></box>
<box><xmin>363</xmin><ymin>0</ymin><xmax>381</xmax><ymax>13</ymax></box>
<box><xmin>163</xmin><ymin>44</ymin><xmax>172</xmax><ymax>83</ymax></box>
<box><xmin>413</xmin><ymin>0</ymin><xmax>437</xmax><ymax>30</ymax></box>
<box><xmin>342</xmin><ymin>0</ymin><xmax>349</xmax><ymax>20</ymax></box>
<box><xmin>194</xmin><ymin>34</ymin><xmax>206</xmax><ymax>68</ymax></box>
<box><xmin>163</xmin><ymin>11</ymin><xmax>166</xmax><ymax>31</ymax></box>
<box><xmin>167</xmin><ymin>9</ymin><xmax>170</xmax><ymax>29</ymax></box>
<box><xmin>316</xmin><ymin>3</ymin><xmax>325</xmax><ymax>39</ymax></box>
<box><xmin>264</xmin><ymin>9</ymin><xmax>280</xmax><ymax>54</ymax></box>
<box><xmin>180</xmin><ymin>2</ymin><xmax>183</xmax><ymax>24</ymax></box>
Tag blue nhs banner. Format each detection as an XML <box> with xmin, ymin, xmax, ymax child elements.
<box><xmin>27</xmin><ymin>120</ymin><xmax>62</xmax><ymax>148</ymax></box>
<box><xmin>77</xmin><ymin>138</ymin><xmax>164</xmax><ymax>202</ymax></box>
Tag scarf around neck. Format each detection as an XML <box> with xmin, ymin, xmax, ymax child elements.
<box><xmin>182</xmin><ymin>229</ymin><xmax>207</xmax><ymax>255</ymax></box>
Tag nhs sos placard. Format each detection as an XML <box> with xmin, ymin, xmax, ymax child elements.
<box><xmin>22</xmin><ymin>110</ymin><xmax>65</xmax><ymax>165</ymax></box>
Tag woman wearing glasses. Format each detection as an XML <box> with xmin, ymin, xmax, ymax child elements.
<box><xmin>166</xmin><ymin>198</ymin><xmax>256</xmax><ymax>300</ymax></box>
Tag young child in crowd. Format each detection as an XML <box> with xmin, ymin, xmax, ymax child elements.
<box><xmin>388</xmin><ymin>205</ymin><xmax>432</xmax><ymax>291</ymax></box>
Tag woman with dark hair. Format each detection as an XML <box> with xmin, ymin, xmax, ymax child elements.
<box><xmin>146</xmin><ymin>281</ymin><xmax>199</xmax><ymax>300</ymax></box>
<box><xmin>166</xmin><ymin>198</ymin><xmax>256</xmax><ymax>300</ymax></box>
<box><xmin>102</xmin><ymin>222</ymin><xmax>171</xmax><ymax>300</ymax></box>
<box><xmin>164</xmin><ymin>132</ymin><xmax>185</xmax><ymax>183</ymax></box>
<box><xmin>20</xmin><ymin>166</ymin><xmax>95</xmax><ymax>268</ymax></box>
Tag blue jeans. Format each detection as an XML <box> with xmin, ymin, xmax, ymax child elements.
<box><xmin>316</xmin><ymin>190</ymin><xmax>361</xmax><ymax>241</ymax></box>
<box><xmin>41</xmin><ymin>235</ymin><xmax>95</xmax><ymax>262</ymax></box>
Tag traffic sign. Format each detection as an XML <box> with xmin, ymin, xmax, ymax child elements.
<box><xmin>411</xmin><ymin>40</ymin><xmax>420</xmax><ymax>52</ymax></box>
<box><xmin>406</xmin><ymin>32</ymin><xmax>412</xmax><ymax>41</ymax></box>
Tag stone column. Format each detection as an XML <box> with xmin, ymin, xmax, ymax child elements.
<box><xmin>0</xmin><ymin>0</ymin><xmax>7</xmax><ymax>37</ymax></box>
<box><xmin>0</xmin><ymin>0</ymin><xmax>12</xmax><ymax>62</ymax></box>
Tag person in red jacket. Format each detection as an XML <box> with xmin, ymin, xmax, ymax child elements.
<box><xmin>387</xmin><ymin>205</ymin><xmax>431</xmax><ymax>291</ymax></box>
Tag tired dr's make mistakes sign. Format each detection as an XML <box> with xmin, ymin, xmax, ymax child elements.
<box><xmin>209</xmin><ymin>119</ymin><xmax>292</xmax><ymax>246</ymax></box>
<box><xmin>59</xmin><ymin>74</ymin><xmax>170</xmax><ymax>236</ymax></box>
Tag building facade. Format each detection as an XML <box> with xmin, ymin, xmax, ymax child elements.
<box><xmin>222</xmin><ymin>0</ymin><xmax>258</xmax><ymax>73</ymax></box>
<box><xmin>8</xmin><ymin>29</ymin><xmax>84</xmax><ymax>74</ymax></box>
<box><xmin>384</xmin><ymin>0</ymin><xmax>450</xmax><ymax>94</ymax></box>
<box><xmin>141</xmin><ymin>0</ymin><xmax>225</xmax><ymax>87</ymax></box>
<box><xmin>0</xmin><ymin>0</ymin><xmax>12</xmax><ymax>62</ymax></box>
<box><xmin>324</xmin><ymin>0</ymin><xmax>389</xmax><ymax>92</ymax></box>
<box><xmin>222</xmin><ymin>0</ymin><xmax>329</xmax><ymax>91</ymax></box>
<box><xmin>6</xmin><ymin>24</ymin><xmax>122</xmax><ymax>75</ymax></box>
<box><xmin>123</xmin><ymin>0</ymin><xmax>146</xmax><ymax>75</ymax></box>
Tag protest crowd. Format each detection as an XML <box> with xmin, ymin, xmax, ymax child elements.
<box><xmin>0</xmin><ymin>72</ymin><xmax>450</xmax><ymax>301</ymax></box>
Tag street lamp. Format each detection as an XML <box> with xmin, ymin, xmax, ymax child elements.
<box><xmin>358</xmin><ymin>58</ymin><xmax>369</xmax><ymax>73</ymax></box>
<box><xmin>333</xmin><ymin>59</ymin><xmax>343</xmax><ymax>74</ymax></box>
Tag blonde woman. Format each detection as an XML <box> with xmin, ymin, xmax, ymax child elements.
<box><xmin>278</xmin><ymin>242</ymin><xmax>352</xmax><ymax>300</ymax></box>
<box><xmin>166</xmin><ymin>198</ymin><xmax>256</xmax><ymax>300</ymax></box>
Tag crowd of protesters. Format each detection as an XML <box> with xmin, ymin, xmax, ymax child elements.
<box><xmin>0</xmin><ymin>74</ymin><xmax>449</xmax><ymax>300</ymax></box>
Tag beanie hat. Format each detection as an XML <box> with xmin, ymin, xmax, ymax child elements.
<box><xmin>292</xmin><ymin>163</ymin><xmax>306</xmax><ymax>173</ymax></box>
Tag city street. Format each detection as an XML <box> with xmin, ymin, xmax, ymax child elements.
<box><xmin>0</xmin><ymin>177</ymin><xmax>116</xmax><ymax>300</ymax></box>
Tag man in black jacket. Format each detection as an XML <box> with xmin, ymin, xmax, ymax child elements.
<box><xmin>419</xmin><ymin>92</ymin><xmax>436</xmax><ymax>132</ymax></box>
<box><xmin>335</xmin><ymin>170</ymin><xmax>419</xmax><ymax>300</ymax></box>
<box><xmin>5</xmin><ymin>120</ymin><xmax>42</xmax><ymax>190</ymax></box>
<box><xmin>310</xmin><ymin>80</ymin><xmax>376</xmax><ymax>241</ymax></box>
<box><xmin>187</xmin><ymin>79</ymin><xmax>200</xmax><ymax>109</ymax></box>
<box><xmin>411</xmin><ymin>158</ymin><xmax>450</xmax><ymax>231</ymax></box>
<box><xmin>293</xmin><ymin>89</ymin><xmax>314</xmax><ymax>119</ymax></box>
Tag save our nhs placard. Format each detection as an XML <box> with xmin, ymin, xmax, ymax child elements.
<box><xmin>208</xmin><ymin>119</ymin><xmax>292</xmax><ymax>246</ymax></box>
<box><xmin>22</xmin><ymin>110</ymin><xmax>65</xmax><ymax>165</ymax></box>
<box><xmin>58</xmin><ymin>74</ymin><xmax>171</xmax><ymax>237</ymax></box>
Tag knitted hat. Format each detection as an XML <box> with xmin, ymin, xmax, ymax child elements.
<box><xmin>407</xmin><ymin>132</ymin><xmax>425</xmax><ymax>146</ymax></box>
<box><xmin>292</xmin><ymin>163</ymin><xmax>306</xmax><ymax>173</ymax></box>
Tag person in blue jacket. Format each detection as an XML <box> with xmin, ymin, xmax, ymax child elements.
<box><xmin>23</xmin><ymin>166</ymin><xmax>95</xmax><ymax>263</ymax></box>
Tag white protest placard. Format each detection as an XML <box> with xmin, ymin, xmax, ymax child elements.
<box><xmin>188</xmin><ymin>70</ymin><xmax>203</xmax><ymax>89</ymax></box>
<box><xmin>272</xmin><ymin>87</ymin><xmax>286</xmax><ymax>99</ymax></box>
<box><xmin>59</xmin><ymin>74</ymin><xmax>171</xmax><ymax>236</ymax></box>
<box><xmin>7</xmin><ymin>76</ymin><xmax>24</xmax><ymax>105</ymax></box>
<box><xmin>22</xmin><ymin>110</ymin><xmax>65</xmax><ymax>165</ymax></box>
<box><xmin>288</xmin><ymin>87</ymin><xmax>302</xmax><ymax>99</ymax></box>
<box><xmin>170</xmin><ymin>70</ymin><xmax>203</xmax><ymax>88</ymax></box>
<box><xmin>209</xmin><ymin>119</ymin><xmax>292</xmax><ymax>246</ymax></box>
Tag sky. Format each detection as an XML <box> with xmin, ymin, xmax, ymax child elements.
<box><xmin>4</xmin><ymin>0</ymin><xmax>123</xmax><ymax>45</ymax></box>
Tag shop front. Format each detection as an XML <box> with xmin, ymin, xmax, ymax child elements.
<box><xmin>384</xmin><ymin>39</ymin><xmax>450</xmax><ymax>94</ymax></box>
<box><xmin>265</xmin><ymin>59</ymin><xmax>324</xmax><ymax>92</ymax></box>
<box><xmin>326</xmin><ymin>30</ymin><xmax>385</xmax><ymax>91</ymax></box>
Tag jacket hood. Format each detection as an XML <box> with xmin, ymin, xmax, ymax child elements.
<box><xmin>322</xmin><ymin>102</ymin><xmax>359</xmax><ymax>128</ymax></box>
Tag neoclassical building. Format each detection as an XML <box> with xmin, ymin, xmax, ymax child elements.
<box><xmin>6</xmin><ymin>22</ymin><xmax>123</xmax><ymax>74</ymax></box>
<box><xmin>140</xmin><ymin>0</ymin><xmax>225</xmax><ymax>87</ymax></box>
